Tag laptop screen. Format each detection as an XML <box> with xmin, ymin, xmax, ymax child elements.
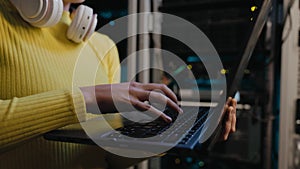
<box><xmin>205</xmin><ymin>0</ymin><xmax>273</xmax><ymax>146</ymax></box>
<box><xmin>226</xmin><ymin>0</ymin><xmax>272</xmax><ymax>97</ymax></box>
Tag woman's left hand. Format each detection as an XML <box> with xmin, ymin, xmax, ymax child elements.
<box><xmin>221</xmin><ymin>97</ymin><xmax>237</xmax><ymax>140</ymax></box>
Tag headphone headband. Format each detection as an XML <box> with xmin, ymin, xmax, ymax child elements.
<box><xmin>10</xmin><ymin>0</ymin><xmax>63</xmax><ymax>27</ymax></box>
<box><xmin>9</xmin><ymin>0</ymin><xmax>97</xmax><ymax>43</ymax></box>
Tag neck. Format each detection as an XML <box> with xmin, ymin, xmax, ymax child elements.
<box><xmin>63</xmin><ymin>2</ymin><xmax>71</xmax><ymax>11</ymax></box>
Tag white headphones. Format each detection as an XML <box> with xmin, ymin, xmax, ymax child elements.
<box><xmin>9</xmin><ymin>0</ymin><xmax>98</xmax><ymax>43</ymax></box>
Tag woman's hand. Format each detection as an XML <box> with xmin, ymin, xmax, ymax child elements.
<box><xmin>80</xmin><ymin>82</ymin><xmax>183</xmax><ymax>123</ymax></box>
<box><xmin>221</xmin><ymin>97</ymin><xmax>237</xmax><ymax>140</ymax></box>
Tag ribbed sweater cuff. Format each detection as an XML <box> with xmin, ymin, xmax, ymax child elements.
<box><xmin>72</xmin><ymin>87</ymin><xmax>87</xmax><ymax>122</ymax></box>
<box><xmin>0</xmin><ymin>88</ymin><xmax>87</xmax><ymax>150</ymax></box>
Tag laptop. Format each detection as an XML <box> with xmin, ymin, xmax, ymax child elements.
<box><xmin>44</xmin><ymin>0</ymin><xmax>272</xmax><ymax>154</ymax></box>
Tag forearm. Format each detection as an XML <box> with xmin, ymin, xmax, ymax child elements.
<box><xmin>0</xmin><ymin>88</ymin><xmax>86</xmax><ymax>151</ymax></box>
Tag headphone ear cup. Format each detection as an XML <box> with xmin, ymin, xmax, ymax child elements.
<box><xmin>67</xmin><ymin>5</ymin><xmax>98</xmax><ymax>43</ymax></box>
<box><xmin>32</xmin><ymin>0</ymin><xmax>63</xmax><ymax>27</ymax></box>
<box><xmin>12</xmin><ymin>0</ymin><xmax>63</xmax><ymax>27</ymax></box>
<box><xmin>84</xmin><ymin>14</ymin><xmax>98</xmax><ymax>41</ymax></box>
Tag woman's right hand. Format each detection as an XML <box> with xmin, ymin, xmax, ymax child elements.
<box><xmin>80</xmin><ymin>82</ymin><xmax>183</xmax><ymax>123</ymax></box>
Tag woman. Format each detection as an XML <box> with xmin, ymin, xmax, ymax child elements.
<box><xmin>0</xmin><ymin>0</ymin><xmax>237</xmax><ymax>168</ymax></box>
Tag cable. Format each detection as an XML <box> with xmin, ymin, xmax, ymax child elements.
<box><xmin>282</xmin><ymin>11</ymin><xmax>292</xmax><ymax>42</ymax></box>
<box><xmin>282</xmin><ymin>0</ymin><xmax>296</xmax><ymax>42</ymax></box>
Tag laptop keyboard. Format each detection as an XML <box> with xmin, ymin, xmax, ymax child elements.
<box><xmin>102</xmin><ymin>107</ymin><xmax>210</xmax><ymax>145</ymax></box>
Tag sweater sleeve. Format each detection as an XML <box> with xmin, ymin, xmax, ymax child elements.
<box><xmin>106</xmin><ymin>38</ymin><xmax>121</xmax><ymax>84</ymax></box>
<box><xmin>88</xmin><ymin>33</ymin><xmax>121</xmax><ymax>84</ymax></box>
<box><xmin>0</xmin><ymin>88</ymin><xmax>86</xmax><ymax>151</ymax></box>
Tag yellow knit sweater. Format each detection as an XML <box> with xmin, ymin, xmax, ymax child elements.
<box><xmin>0</xmin><ymin>1</ymin><xmax>120</xmax><ymax>168</ymax></box>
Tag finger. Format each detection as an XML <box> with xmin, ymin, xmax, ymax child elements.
<box><xmin>229</xmin><ymin>99</ymin><xmax>237</xmax><ymax>132</ymax></box>
<box><xmin>223</xmin><ymin>104</ymin><xmax>229</xmax><ymax>116</ymax></box>
<box><xmin>223</xmin><ymin>97</ymin><xmax>234</xmax><ymax>115</ymax></box>
<box><xmin>223</xmin><ymin>97</ymin><xmax>232</xmax><ymax>109</ymax></box>
<box><xmin>230</xmin><ymin>106</ymin><xmax>237</xmax><ymax>132</ymax></box>
<box><xmin>232</xmin><ymin>98</ymin><xmax>237</xmax><ymax>107</ymax></box>
<box><xmin>131</xmin><ymin>99</ymin><xmax>172</xmax><ymax>123</ymax></box>
<box><xmin>136</xmin><ymin>89</ymin><xmax>151</xmax><ymax>101</ymax></box>
<box><xmin>140</xmin><ymin>83</ymin><xmax>178</xmax><ymax>104</ymax></box>
<box><xmin>149</xmin><ymin>91</ymin><xmax>183</xmax><ymax>114</ymax></box>
<box><xmin>128</xmin><ymin>82</ymin><xmax>150</xmax><ymax>101</ymax></box>
<box><xmin>131</xmin><ymin>98</ymin><xmax>151</xmax><ymax>111</ymax></box>
<box><xmin>226</xmin><ymin>97</ymin><xmax>232</xmax><ymax>105</ymax></box>
<box><xmin>223</xmin><ymin>107</ymin><xmax>234</xmax><ymax>140</ymax></box>
<box><xmin>149</xmin><ymin>105</ymin><xmax>173</xmax><ymax>123</ymax></box>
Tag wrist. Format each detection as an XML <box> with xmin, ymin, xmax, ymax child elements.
<box><xmin>79</xmin><ymin>86</ymin><xmax>97</xmax><ymax>113</ymax></box>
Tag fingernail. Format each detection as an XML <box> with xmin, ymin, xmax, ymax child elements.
<box><xmin>179</xmin><ymin>108</ymin><xmax>184</xmax><ymax>114</ymax></box>
<box><xmin>166</xmin><ymin>116</ymin><xmax>172</xmax><ymax>123</ymax></box>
